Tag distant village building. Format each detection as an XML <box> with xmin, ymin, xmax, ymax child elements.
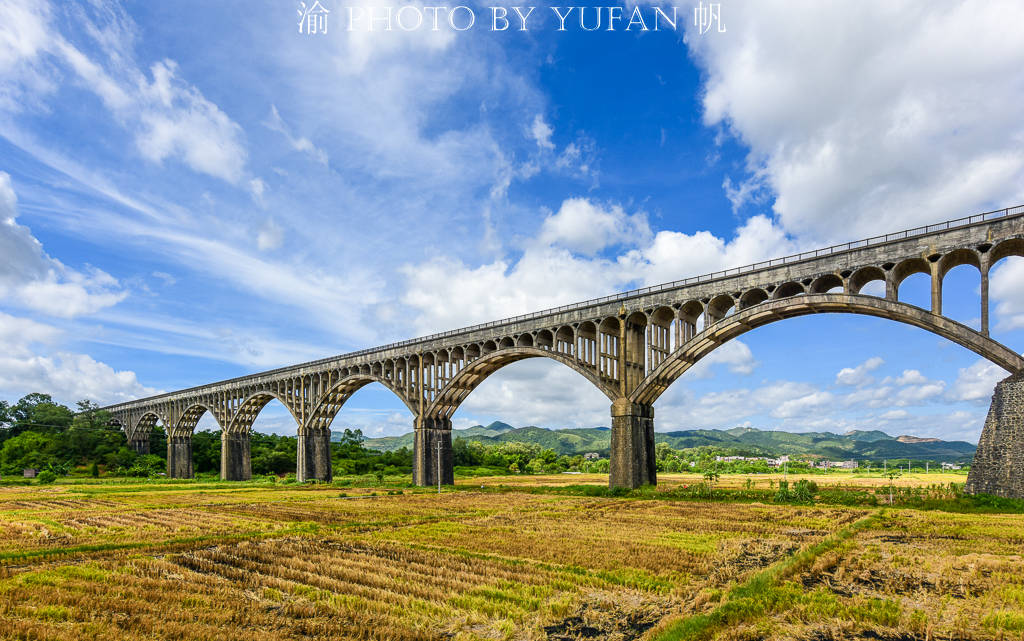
<box><xmin>23</xmin><ymin>468</ymin><xmax>38</xmax><ymax>478</ymax></box>
<box><xmin>941</xmin><ymin>462</ymin><xmax>962</xmax><ymax>470</ymax></box>
<box><xmin>583</xmin><ymin>452</ymin><xmax>601</xmax><ymax>461</ymax></box>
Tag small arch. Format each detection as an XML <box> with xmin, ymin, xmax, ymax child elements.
<box><xmin>599</xmin><ymin>316</ymin><xmax>621</xmax><ymax>334</ymax></box>
<box><xmin>809</xmin><ymin>273</ymin><xmax>844</xmax><ymax>294</ymax></box>
<box><xmin>555</xmin><ymin>326</ymin><xmax>575</xmax><ymax>355</ymax></box>
<box><xmin>891</xmin><ymin>258</ymin><xmax>930</xmax><ymax>289</ymax></box>
<box><xmin>228</xmin><ymin>391</ymin><xmax>302</xmax><ymax>434</ymax></box>
<box><xmin>706</xmin><ymin>294</ymin><xmax>735</xmax><ymax>324</ymax></box>
<box><xmin>482</xmin><ymin>340</ymin><xmax>497</xmax><ymax>354</ymax></box>
<box><xmin>739</xmin><ymin>288</ymin><xmax>769</xmax><ymax>309</ymax></box>
<box><xmin>464</xmin><ymin>344</ymin><xmax>481</xmax><ymax>361</ymax></box>
<box><xmin>535</xmin><ymin>329</ymin><xmax>554</xmax><ymax>350</ymax></box>
<box><xmin>990</xmin><ymin>238</ymin><xmax>1024</xmax><ymax>264</ymax></box>
<box><xmin>772</xmin><ymin>281</ymin><xmax>805</xmax><ymax>299</ymax></box>
<box><xmin>938</xmin><ymin>249</ymin><xmax>981</xmax><ymax>279</ymax></box>
<box><xmin>848</xmin><ymin>266</ymin><xmax>887</xmax><ymax>295</ymax></box>
<box><xmin>516</xmin><ymin>333</ymin><xmax>534</xmax><ymax>347</ymax></box>
<box><xmin>498</xmin><ymin>336</ymin><xmax>515</xmax><ymax>349</ymax></box>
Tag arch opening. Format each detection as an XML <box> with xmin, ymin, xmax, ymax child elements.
<box><xmin>631</xmin><ymin>293</ymin><xmax>1024</xmax><ymax>406</ymax></box>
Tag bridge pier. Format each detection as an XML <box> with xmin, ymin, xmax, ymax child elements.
<box><xmin>609</xmin><ymin>399</ymin><xmax>656</xmax><ymax>489</ymax></box>
<box><xmin>297</xmin><ymin>426</ymin><xmax>333</xmax><ymax>482</ymax></box>
<box><xmin>966</xmin><ymin>371</ymin><xmax>1024</xmax><ymax>498</ymax></box>
<box><xmin>167</xmin><ymin>435</ymin><xmax>194</xmax><ymax>479</ymax></box>
<box><xmin>221</xmin><ymin>431</ymin><xmax>252</xmax><ymax>481</ymax></box>
<box><xmin>129</xmin><ymin>434</ymin><xmax>150</xmax><ymax>455</ymax></box>
<box><xmin>413</xmin><ymin>416</ymin><xmax>453</xmax><ymax>487</ymax></box>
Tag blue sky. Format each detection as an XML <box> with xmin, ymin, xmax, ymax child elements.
<box><xmin>2</xmin><ymin>0</ymin><xmax>1024</xmax><ymax>443</ymax></box>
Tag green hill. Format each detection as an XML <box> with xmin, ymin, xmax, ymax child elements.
<box><xmin>361</xmin><ymin>423</ymin><xmax>975</xmax><ymax>462</ymax></box>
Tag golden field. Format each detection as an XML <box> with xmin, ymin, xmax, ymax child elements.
<box><xmin>0</xmin><ymin>477</ymin><xmax>1020</xmax><ymax>641</ymax></box>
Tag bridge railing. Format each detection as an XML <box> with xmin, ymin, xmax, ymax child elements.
<box><xmin>103</xmin><ymin>204</ymin><xmax>1024</xmax><ymax>409</ymax></box>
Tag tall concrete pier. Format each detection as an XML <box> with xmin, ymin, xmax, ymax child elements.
<box><xmin>102</xmin><ymin>206</ymin><xmax>1024</xmax><ymax>493</ymax></box>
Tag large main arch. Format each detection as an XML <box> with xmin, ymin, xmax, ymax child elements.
<box><xmin>631</xmin><ymin>293</ymin><xmax>1024</xmax><ymax>406</ymax></box>
<box><xmin>409</xmin><ymin>347</ymin><xmax>620</xmax><ymax>487</ymax></box>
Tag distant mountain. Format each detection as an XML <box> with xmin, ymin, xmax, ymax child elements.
<box><xmin>361</xmin><ymin>423</ymin><xmax>975</xmax><ymax>462</ymax></box>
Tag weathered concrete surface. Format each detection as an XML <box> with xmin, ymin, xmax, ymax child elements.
<box><xmin>100</xmin><ymin>208</ymin><xmax>1024</xmax><ymax>493</ymax></box>
<box><xmin>167</xmin><ymin>436</ymin><xmax>193</xmax><ymax>479</ymax></box>
<box><xmin>413</xmin><ymin>417</ymin><xmax>453</xmax><ymax>487</ymax></box>
<box><xmin>609</xmin><ymin>400</ymin><xmax>656</xmax><ymax>489</ymax></box>
<box><xmin>297</xmin><ymin>427</ymin><xmax>333</xmax><ymax>482</ymax></box>
<box><xmin>967</xmin><ymin>372</ymin><xmax>1024</xmax><ymax>498</ymax></box>
<box><xmin>221</xmin><ymin>432</ymin><xmax>252</xmax><ymax>481</ymax></box>
<box><xmin>129</xmin><ymin>435</ymin><xmax>150</xmax><ymax>455</ymax></box>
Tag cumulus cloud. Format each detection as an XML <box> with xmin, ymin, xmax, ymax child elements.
<box><xmin>538</xmin><ymin>198</ymin><xmax>650</xmax><ymax>255</ymax></box>
<box><xmin>835</xmin><ymin>356</ymin><xmax>884</xmax><ymax>387</ymax></box>
<box><xmin>990</xmin><ymin>257</ymin><xmax>1024</xmax><ymax>330</ymax></box>
<box><xmin>948</xmin><ymin>359</ymin><xmax>1006</xmax><ymax>403</ymax></box>
<box><xmin>686</xmin><ymin>0</ymin><xmax>1024</xmax><ymax>242</ymax></box>
<box><xmin>0</xmin><ymin>311</ymin><xmax>156</xmax><ymax>405</ymax></box>
<box><xmin>0</xmin><ymin>172</ymin><xmax>126</xmax><ymax>318</ymax></box>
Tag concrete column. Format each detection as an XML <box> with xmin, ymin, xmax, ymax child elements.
<box><xmin>129</xmin><ymin>434</ymin><xmax>150</xmax><ymax>455</ymax></box>
<box><xmin>296</xmin><ymin>427</ymin><xmax>333</xmax><ymax>482</ymax></box>
<box><xmin>966</xmin><ymin>371</ymin><xmax>1024</xmax><ymax>499</ymax></box>
<box><xmin>609</xmin><ymin>399</ymin><xmax>656</xmax><ymax>489</ymax></box>
<box><xmin>167</xmin><ymin>435</ymin><xmax>194</xmax><ymax>479</ymax></box>
<box><xmin>220</xmin><ymin>431</ymin><xmax>252</xmax><ymax>481</ymax></box>
<box><xmin>413</xmin><ymin>416</ymin><xmax>453</xmax><ymax>487</ymax></box>
<box><xmin>930</xmin><ymin>263</ymin><xmax>942</xmax><ymax>315</ymax></box>
<box><xmin>980</xmin><ymin>259</ymin><xmax>991</xmax><ymax>336</ymax></box>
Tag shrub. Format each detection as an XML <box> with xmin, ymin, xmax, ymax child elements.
<box><xmin>36</xmin><ymin>470</ymin><xmax>57</xmax><ymax>484</ymax></box>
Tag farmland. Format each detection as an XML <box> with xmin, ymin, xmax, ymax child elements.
<box><xmin>0</xmin><ymin>476</ymin><xmax>1021</xmax><ymax>640</ymax></box>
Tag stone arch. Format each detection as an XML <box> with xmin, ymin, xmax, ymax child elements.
<box><xmin>891</xmin><ymin>258</ymin><xmax>930</xmax><ymax>288</ymax></box>
<box><xmin>848</xmin><ymin>266</ymin><xmax>887</xmax><ymax>295</ymax></box>
<box><xmin>426</xmin><ymin>347</ymin><xmax>619</xmax><ymax>419</ymax></box>
<box><xmin>989</xmin><ymin>238</ymin><xmax>1024</xmax><ymax>264</ymax></box>
<box><xmin>516</xmin><ymin>333</ymin><xmax>534</xmax><ymax>347</ymax></box>
<box><xmin>938</xmin><ymin>249</ymin><xmax>980</xmax><ymax>280</ymax></box>
<box><xmin>630</xmin><ymin>293</ymin><xmax>1024</xmax><ymax>406</ymax></box>
<box><xmin>706</xmin><ymin>294</ymin><xmax>735</xmax><ymax>324</ymax></box>
<box><xmin>739</xmin><ymin>288</ymin><xmax>769</xmax><ymax>309</ymax></box>
<box><xmin>306</xmin><ymin>373</ymin><xmax>418</xmax><ymax>431</ymax></box>
<box><xmin>555</xmin><ymin>326</ymin><xmax>575</xmax><ymax>355</ymax></box>
<box><xmin>536</xmin><ymin>329</ymin><xmax>554</xmax><ymax>349</ymax></box>
<box><xmin>482</xmin><ymin>340</ymin><xmax>497</xmax><ymax>354</ymax></box>
<box><xmin>772</xmin><ymin>281</ymin><xmax>805</xmax><ymax>299</ymax></box>
<box><xmin>226</xmin><ymin>390</ymin><xmax>303</xmax><ymax>434</ymax></box>
<box><xmin>809</xmin><ymin>273</ymin><xmax>844</xmax><ymax>293</ymax></box>
<box><xmin>173</xmin><ymin>403</ymin><xmax>223</xmax><ymax>437</ymax></box>
<box><xmin>498</xmin><ymin>336</ymin><xmax>515</xmax><ymax>349</ymax></box>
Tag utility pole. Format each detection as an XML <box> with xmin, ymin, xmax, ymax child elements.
<box><xmin>436</xmin><ymin>439</ymin><xmax>443</xmax><ymax>495</ymax></box>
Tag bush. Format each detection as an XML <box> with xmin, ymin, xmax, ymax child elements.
<box><xmin>89</xmin><ymin>462</ymin><xmax>100</xmax><ymax>478</ymax></box>
<box><xmin>36</xmin><ymin>470</ymin><xmax>57</xmax><ymax>484</ymax></box>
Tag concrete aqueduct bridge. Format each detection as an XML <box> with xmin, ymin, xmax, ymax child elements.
<box><xmin>104</xmin><ymin>206</ymin><xmax>1024</xmax><ymax>495</ymax></box>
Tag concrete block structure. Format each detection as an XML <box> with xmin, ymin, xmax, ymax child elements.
<box><xmin>102</xmin><ymin>205</ymin><xmax>1024</xmax><ymax>492</ymax></box>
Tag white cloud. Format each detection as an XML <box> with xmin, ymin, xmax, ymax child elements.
<box><xmin>1</xmin><ymin>2</ymin><xmax>248</xmax><ymax>183</ymax></box>
<box><xmin>835</xmin><ymin>356</ymin><xmax>884</xmax><ymax>387</ymax></box>
<box><xmin>263</xmin><ymin>105</ymin><xmax>329</xmax><ymax>166</ymax></box>
<box><xmin>538</xmin><ymin>198</ymin><xmax>650</xmax><ymax>255</ymax></box>
<box><xmin>880</xmin><ymin>409</ymin><xmax>909</xmax><ymax>420</ymax></box>
<box><xmin>256</xmin><ymin>219</ymin><xmax>284</xmax><ymax>251</ymax></box>
<box><xmin>0</xmin><ymin>311</ymin><xmax>156</xmax><ymax>405</ymax></box>
<box><xmin>688</xmin><ymin>340</ymin><xmax>758</xmax><ymax>378</ymax></box>
<box><xmin>948</xmin><ymin>359</ymin><xmax>1005</xmax><ymax>403</ymax></box>
<box><xmin>686</xmin><ymin>0</ymin><xmax>1024</xmax><ymax>242</ymax></box>
<box><xmin>530</xmin><ymin>114</ymin><xmax>554</xmax><ymax>150</ymax></box>
<box><xmin>990</xmin><ymin>257</ymin><xmax>1024</xmax><ymax>330</ymax></box>
<box><xmin>0</xmin><ymin>172</ymin><xmax>126</xmax><ymax>318</ymax></box>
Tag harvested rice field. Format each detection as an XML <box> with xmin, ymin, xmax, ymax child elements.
<box><xmin>0</xmin><ymin>482</ymin><xmax>1020</xmax><ymax>640</ymax></box>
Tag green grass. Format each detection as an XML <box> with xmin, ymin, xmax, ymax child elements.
<box><xmin>652</xmin><ymin>510</ymin><xmax>886</xmax><ymax>641</ymax></box>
